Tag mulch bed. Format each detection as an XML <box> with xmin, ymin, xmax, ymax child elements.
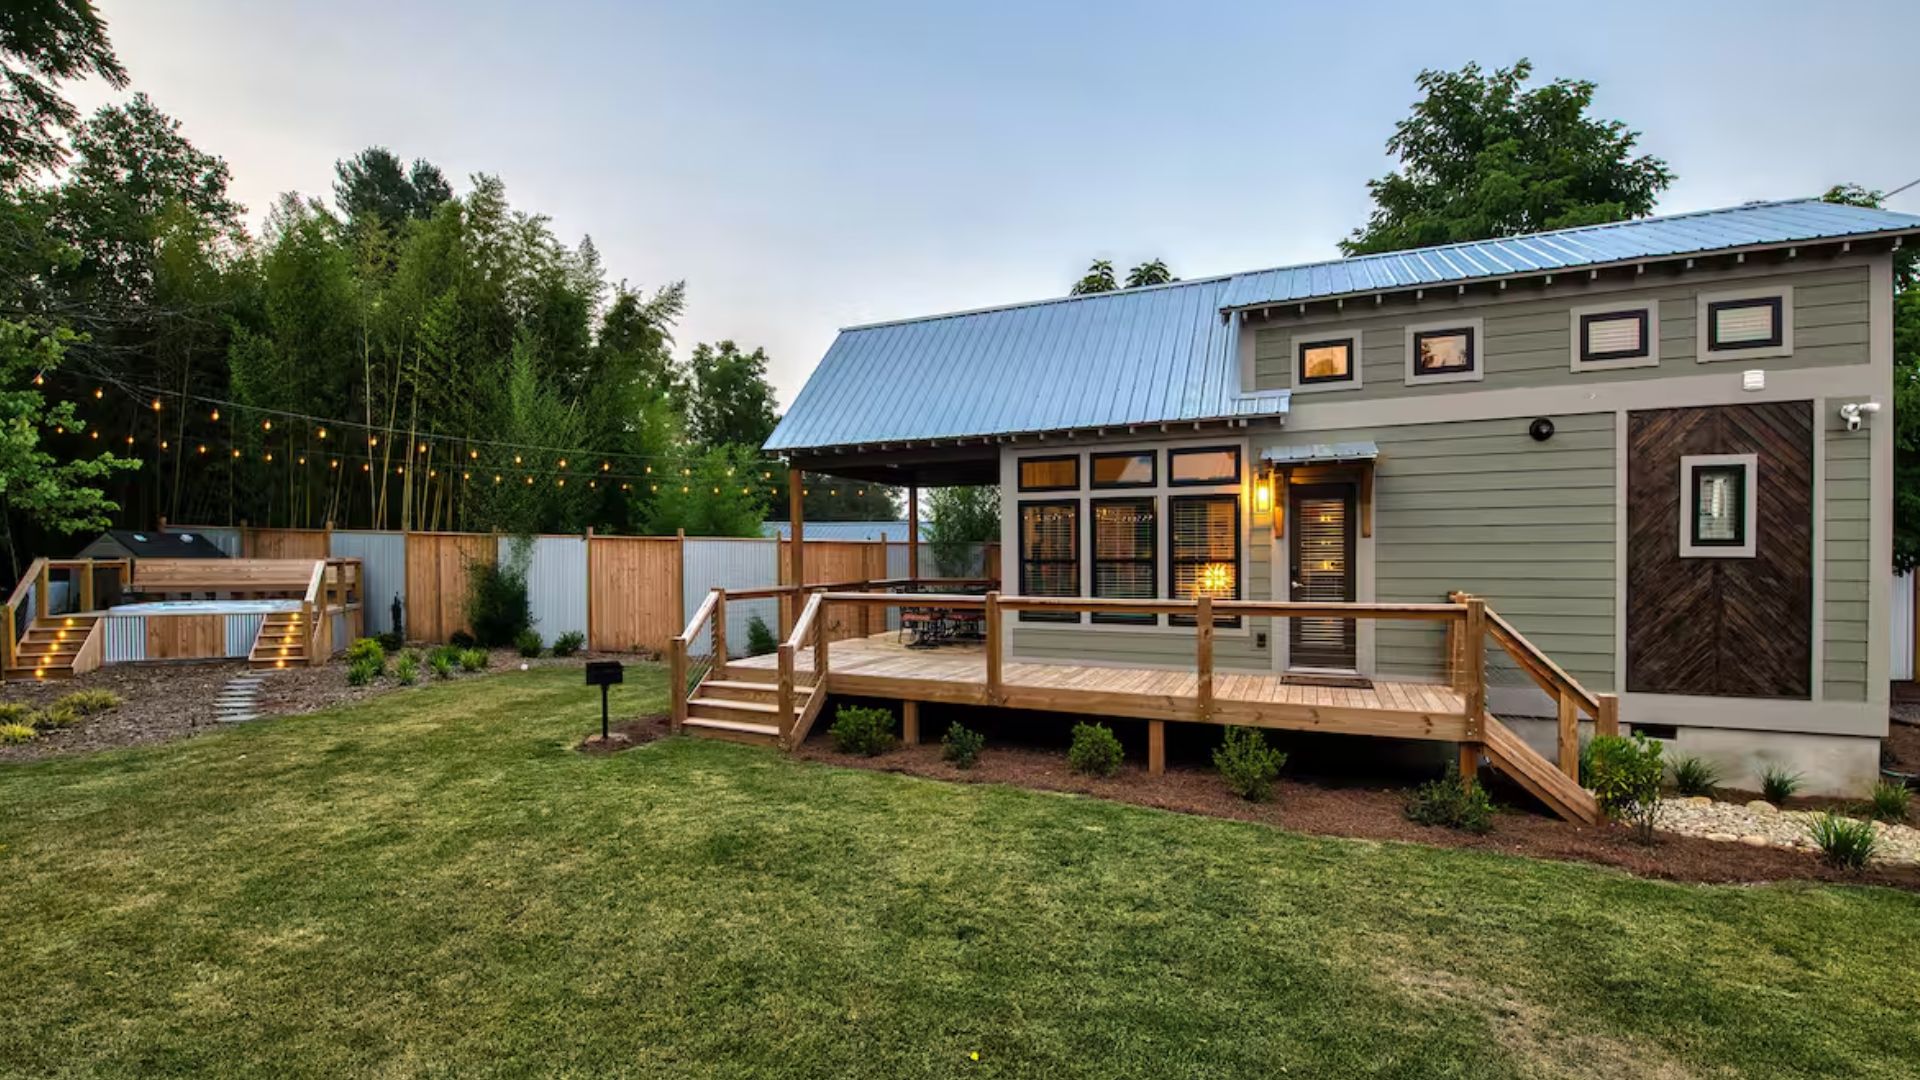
<box><xmin>797</xmin><ymin>738</ymin><xmax>1920</xmax><ymax>892</ymax></box>
<box><xmin>576</xmin><ymin>714</ymin><xmax>672</xmax><ymax>754</ymax></box>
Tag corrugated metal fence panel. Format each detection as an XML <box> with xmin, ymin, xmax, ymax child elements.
<box><xmin>1893</xmin><ymin>572</ymin><xmax>1914</xmax><ymax>682</ymax></box>
<box><xmin>103</xmin><ymin>615</ymin><xmax>145</xmax><ymax>662</ymax></box>
<box><xmin>515</xmin><ymin>535</ymin><xmax>589</xmax><ymax>642</ymax></box>
<box><xmin>181</xmin><ymin>526</ymin><xmax>243</xmax><ymax>557</ymax></box>
<box><xmin>225</xmin><ymin>613</ymin><xmax>264</xmax><ymax>658</ymax></box>
<box><xmin>330</xmin><ymin>531</ymin><xmax>407</xmax><ymax>638</ymax></box>
<box><xmin>684</xmin><ymin>538</ymin><xmax>780</xmax><ymax>658</ymax></box>
<box><xmin>331</xmin><ymin>611</ymin><xmax>347</xmax><ymax>655</ymax></box>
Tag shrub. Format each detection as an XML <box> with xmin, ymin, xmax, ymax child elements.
<box><xmin>449</xmin><ymin>630</ymin><xmax>477</xmax><ymax>649</ymax></box>
<box><xmin>1808</xmin><ymin>811</ymin><xmax>1877</xmax><ymax>870</ymax></box>
<box><xmin>1669</xmin><ymin>754</ymin><xmax>1720</xmax><ymax>797</ymax></box>
<box><xmin>465</xmin><ymin>558</ymin><xmax>532</xmax><ymax>647</ymax></box>
<box><xmin>1587</xmin><ymin>733</ymin><xmax>1665</xmax><ymax>843</ymax></box>
<box><xmin>1760</xmin><ymin>765</ymin><xmax>1803</xmax><ymax>805</ymax></box>
<box><xmin>31</xmin><ymin>704</ymin><xmax>80</xmax><ymax>730</ymax></box>
<box><xmin>746</xmin><ymin>614</ymin><xmax>778</xmax><ymax>656</ymax></box>
<box><xmin>515</xmin><ymin>629</ymin><xmax>544</xmax><ymax>658</ymax></box>
<box><xmin>1067</xmin><ymin>722</ymin><xmax>1124</xmax><ymax>778</ymax></box>
<box><xmin>0</xmin><ymin>703</ymin><xmax>35</xmax><ymax>727</ymax></box>
<box><xmin>1405</xmin><ymin>765</ymin><xmax>1495</xmax><ymax>834</ymax></box>
<box><xmin>375</xmin><ymin>631</ymin><xmax>403</xmax><ymax>654</ymax></box>
<box><xmin>941</xmin><ymin>722</ymin><xmax>984</xmax><ymax>769</ymax></box>
<box><xmin>458</xmin><ymin>648</ymin><xmax>488</xmax><ymax>673</ymax></box>
<box><xmin>1213</xmin><ymin>726</ymin><xmax>1288</xmax><ymax>802</ymax></box>
<box><xmin>0</xmin><ymin>723</ymin><xmax>36</xmax><ymax>745</ymax></box>
<box><xmin>346</xmin><ymin>657</ymin><xmax>380</xmax><ymax>686</ymax></box>
<box><xmin>393</xmin><ymin>652</ymin><xmax>419</xmax><ymax>685</ymax></box>
<box><xmin>830</xmin><ymin>706</ymin><xmax>896</xmax><ymax>756</ymax></box>
<box><xmin>429</xmin><ymin>651</ymin><xmax>454</xmax><ymax>680</ymax></box>
<box><xmin>551</xmin><ymin>631</ymin><xmax>585</xmax><ymax>658</ymax></box>
<box><xmin>345</xmin><ymin>637</ymin><xmax>387</xmax><ymax>674</ymax></box>
<box><xmin>55</xmin><ymin>689</ymin><xmax>121</xmax><ymax>716</ymax></box>
<box><xmin>1866</xmin><ymin>779</ymin><xmax>1911</xmax><ymax>824</ymax></box>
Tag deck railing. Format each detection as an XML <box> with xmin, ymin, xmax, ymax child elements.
<box><xmin>1</xmin><ymin>558</ymin><xmax>130</xmax><ymax>678</ymax></box>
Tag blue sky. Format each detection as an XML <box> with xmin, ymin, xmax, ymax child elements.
<box><xmin>75</xmin><ymin>0</ymin><xmax>1920</xmax><ymax>405</ymax></box>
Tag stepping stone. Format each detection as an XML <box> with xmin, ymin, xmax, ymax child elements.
<box><xmin>216</xmin><ymin>713</ymin><xmax>259</xmax><ymax>723</ymax></box>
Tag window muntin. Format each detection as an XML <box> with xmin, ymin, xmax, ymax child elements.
<box><xmin>1168</xmin><ymin>446</ymin><xmax>1240</xmax><ymax>486</ymax></box>
<box><xmin>1707</xmin><ymin>296</ymin><xmax>1783</xmax><ymax>351</ymax></box>
<box><xmin>1580</xmin><ymin>310</ymin><xmax>1650</xmax><ymax>362</ymax></box>
<box><xmin>1018</xmin><ymin>500</ymin><xmax>1079</xmax><ymax>621</ymax></box>
<box><xmin>1691</xmin><ymin>465</ymin><xmax>1745</xmax><ymax>547</ymax></box>
<box><xmin>1298</xmin><ymin>338</ymin><xmax>1354</xmax><ymax>384</ymax></box>
<box><xmin>1168</xmin><ymin>494</ymin><xmax>1239</xmax><ymax>627</ymax></box>
<box><xmin>1090</xmin><ymin>498</ymin><xmax>1156</xmax><ymax>624</ymax></box>
<box><xmin>1090</xmin><ymin>451</ymin><xmax>1155</xmax><ymax>489</ymax></box>
<box><xmin>1412</xmin><ymin>328</ymin><xmax>1475</xmax><ymax>375</ymax></box>
<box><xmin>1017</xmin><ymin>455</ymin><xmax>1078</xmax><ymax>492</ymax></box>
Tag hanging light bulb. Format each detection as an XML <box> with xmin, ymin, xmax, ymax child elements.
<box><xmin>463</xmin><ymin>472</ymin><xmax>470</xmax><ymax>481</ymax></box>
<box><xmin>514</xmin><ymin>454</ymin><xmax>522</xmax><ymax>465</ymax></box>
<box><xmin>557</xmin><ymin>477</ymin><xmax>566</xmax><ymax>487</ymax></box>
<box><xmin>93</xmin><ymin>388</ymin><xmax>103</xmax><ymax>399</ymax></box>
<box><xmin>645</xmin><ymin>465</ymin><xmax>652</xmax><ymax>474</ymax></box>
<box><xmin>33</xmin><ymin>373</ymin><xmax>44</xmax><ymax>386</ymax></box>
<box><xmin>494</xmin><ymin>474</ymin><xmax>502</xmax><ymax>484</ymax></box>
<box><xmin>298</xmin><ymin>456</ymin><xmax>307</xmax><ymax>465</ymax></box>
<box><xmin>160</xmin><ymin>440</ymin><xmax>169</xmax><ymax>450</ymax></box>
<box><xmin>196</xmin><ymin>444</ymin><xmax>206</xmax><ymax>454</ymax></box>
<box><xmin>395</xmin><ymin>465</ymin><xmax>404</xmax><ymax>474</ymax></box>
<box><xmin>126</xmin><ymin>436</ymin><xmax>135</xmax><ymax>445</ymax></box>
<box><xmin>53</xmin><ymin>425</ymin><xmax>63</xmax><ymax>434</ymax></box>
<box><xmin>262</xmin><ymin>419</ymin><xmax>272</xmax><ymax>431</ymax></box>
<box><xmin>469</xmin><ymin>449</ymin><xmax>478</xmax><ymax>459</ymax></box>
<box><xmin>211</xmin><ymin>407</ymin><xmax>220</xmax><ymax>421</ymax></box>
<box><xmin>318</xmin><ymin>426</ymin><xmax>327</xmax><ymax>439</ymax></box>
<box><xmin>89</xmin><ymin>430</ymin><xmax>98</xmax><ymax>440</ymax></box>
<box><xmin>150</xmin><ymin>397</ymin><xmax>162</xmax><ymax>411</ymax></box>
<box><xmin>524</xmin><ymin>475</ymin><xmax>533</xmax><ymax>485</ymax></box>
<box><xmin>600</xmin><ymin>461</ymin><xmax>609</xmax><ymax>472</ymax></box>
<box><xmin>368</xmin><ymin>435</ymin><xmax>378</xmax><ymax>447</ymax></box>
<box><xmin>362</xmin><ymin>463</ymin><xmax>370</xmax><ymax>472</ymax></box>
<box><xmin>650</xmin><ymin>484</ymin><xmax>658</xmax><ymax>493</ymax></box>
<box><xmin>231</xmin><ymin>448</ymin><xmax>240</xmax><ymax>457</ymax></box>
<box><xmin>417</xmin><ymin>442</ymin><xmax>426</xmax><ymax>454</ymax></box>
<box><xmin>330</xmin><ymin>459</ymin><xmax>339</xmax><ymax>469</ymax></box>
<box><xmin>558</xmin><ymin>458</ymin><xmax>567</xmax><ymax>469</ymax></box>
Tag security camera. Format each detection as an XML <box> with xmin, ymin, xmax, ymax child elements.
<box><xmin>1838</xmin><ymin>401</ymin><xmax>1881</xmax><ymax>432</ymax></box>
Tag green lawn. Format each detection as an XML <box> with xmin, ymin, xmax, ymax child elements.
<box><xmin>2</xmin><ymin>668</ymin><xmax>1918</xmax><ymax>1078</ymax></box>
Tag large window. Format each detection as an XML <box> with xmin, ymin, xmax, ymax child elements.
<box><xmin>1678</xmin><ymin>453</ymin><xmax>1757</xmax><ymax>558</ymax></box>
<box><xmin>1019</xmin><ymin>500</ymin><xmax>1079</xmax><ymax>621</ymax></box>
<box><xmin>1091</xmin><ymin>498</ymin><xmax>1156</xmax><ymax>624</ymax></box>
<box><xmin>1169</xmin><ymin>494</ymin><xmax>1239</xmax><ymax>626</ymax></box>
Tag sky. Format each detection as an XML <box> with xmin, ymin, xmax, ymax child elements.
<box><xmin>70</xmin><ymin>0</ymin><xmax>1920</xmax><ymax>409</ymax></box>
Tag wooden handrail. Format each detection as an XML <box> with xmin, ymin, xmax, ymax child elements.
<box><xmin>1486</xmin><ymin>610</ymin><xmax>1601</xmax><ymax>716</ymax></box>
<box><xmin>5</xmin><ymin>557</ymin><xmax>47</xmax><ymax>613</ymax></box>
<box><xmin>783</xmin><ymin>590</ymin><xmax>825</xmax><ymax>651</ymax></box>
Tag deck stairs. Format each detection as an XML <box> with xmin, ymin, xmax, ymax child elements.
<box><xmin>248</xmin><ymin>611</ymin><xmax>308</xmax><ymax>669</ymax></box>
<box><xmin>683</xmin><ymin>670</ymin><xmax>806</xmax><ymax>747</ymax></box>
<box><xmin>1482</xmin><ymin>714</ymin><xmax>1600</xmax><ymax>825</ymax></box>
<box><xmin>7</xmin><ymin>614</ymin><xmax>103</xmax><ymax>680</ymax></box>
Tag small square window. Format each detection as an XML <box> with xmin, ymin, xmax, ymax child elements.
<box><xmin>1090</xmin><ymin>451</ymin><xmax>1154</xmax><ymax>489</ymax></box>
<box><xmin>1168</xmin><ymin>446</ymin><xmax>1240</xmax><ymax>486</ymax></box>
<box><xmin>1679</xmin><ymin>453</ymin><xmax>1757</xmax><ymax>558</ymax></box>
<box><xmin>1708</xmin><ymin>297</ymin><xmax>1782</xmax><ymax>350</ymax></box>
<box><xmin>1570</xmin><ymin>302</ymin><xmax>1658</xmax><ymax>371</ymax></box>
<box><xmin>1300</xmin><ymin>340</ymin><xmax>1352</xmax><ymax>383</ymax></box>
<box><xmin>1404</xmin><ymin>319</ymin><xmax>1484</xmax><ymax>385</ymax></box>
<box><xmin>1018</xmin><ymin>455</ymin><xmax>1077</xmax><ymax>492</ymax></box>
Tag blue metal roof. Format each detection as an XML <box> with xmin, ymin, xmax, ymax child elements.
<box><xmin>767</xmin><ymin>198</ymin><xmax>1920</xmax><ymax>453</ymax></box>
<box><xmin>765</xmin><ymin>274</ymin><xmax>1282</xmax><ymax>452</ymax></box>
<box><xmin>1219</xmin><ymin>198</ymin><xmax>1920</xmax><ymax>310</ymax></box>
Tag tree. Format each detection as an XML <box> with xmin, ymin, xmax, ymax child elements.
<box><xmin>1823</xmin><ymin>184</ymin><xmax>1919</xmax><ymax>570</ymax></box>
<box><xmin>333</xmin><ymin>147</ymin><xmax>451</xmax><ymax>232</ymax></box>
<box><xmin>683</xmin><ymin>340</ymin><xmax>777</xmax><ymax>449</ymax></box>
<box><xmin>924</xmin><ymin>485</ymin><xmax>999</xmax><ymax>576</ymax></box>
<box><xmin>1341</xmin><ymin>59</ymin><xmax>1673</xmax><ymax>256</ymax></box>
<box><xmin>0</xmin><ymin>0</ymin><xmax>127</xmax><ymax>186</ymax></box>
<box><xmin>1124</xmin><ymin>259</ymin><xmax>1176</xmax><ymax>288</ymax></box>
<box><xmin>1069</xmin><ymin>259</ymin><xmax>1116</xmax><ymax>295</ymax></box>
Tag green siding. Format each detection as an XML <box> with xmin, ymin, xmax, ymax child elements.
<box><xmin>1824</xmin><ymin>413</ymin><xmax>1872</xmax><ymax>701</ymax></box>
<box><xmin>1269</xmin><ymin>413</ymin><xmax>1617</xmax><ymax>690</ymax></box>
<box><xmin>1251</xmin><ymin>266</ymin><xmax>1870</xmax><ymax>399</ymax></box>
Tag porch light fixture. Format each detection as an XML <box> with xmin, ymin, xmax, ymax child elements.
<box><xmin>1253</xmin><ymin>475</ymin><xmax>1273</xmax><ymax>514</ymax></box>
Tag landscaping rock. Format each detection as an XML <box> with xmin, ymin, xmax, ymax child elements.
<box><xmin>1745</xmin><ymin>800</ymin><xmax>1777</xmax><ymax>813</ymax></box>
<box><xmin>1660</xmin><ymin>796</ymin><xmax>1920</xmax><ymax>865</ymax></box>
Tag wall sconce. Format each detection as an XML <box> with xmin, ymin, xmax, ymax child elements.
<box><xmin>1253</xmin><ymin>473</ymin><xmax>1273</xmax><ymax>514</ymax></box>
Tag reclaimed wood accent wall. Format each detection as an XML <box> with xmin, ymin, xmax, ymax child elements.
<box><xmin>1626</xmin><ymin>401</ymin><xmax>1814</xmax><ymax>698</ymax></box>
<box><xmin>587</xmin><ymin>535</ymin><xmax>683</xmax><ymax>654</ymax></box>
<box><xmin>404</xmin><ymin>533</ymin><xmax>496</xmax><ymax>643</ymax></box>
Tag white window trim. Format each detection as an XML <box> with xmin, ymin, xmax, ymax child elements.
<box><xmin>1569</xmin><ymin>300</ymin><xmax>1659</xmax><ymax>372</ymax></box>
<box><xmin>1697</xmin><ymin>285</ymin><xmax>1793</xmax><ymax>362</ymax></box>
<box><xmin>1678</xmin><ymin>453</ymin><xmax>1758</xmax><ymax>559</ymax></box>
<box><xmin>1403</xmin><ymin>317</ymin><xmax>1485</xmax><ymax>386</ymax></box>
<box><xmin>1289</xmin><ymin>327</ymin><xmax>1364</xmax><ymax>394</ymax></box>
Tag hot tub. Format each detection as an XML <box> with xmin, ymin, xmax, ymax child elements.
<box><xmin>103</xmin><ymin>599</ymin><xmax>310</xmax><ymax>663</ymax></box>
<box><xmin>108</xmin><ymin>600</ymin><xmax>300</xmax><ymax>616</ymax></box>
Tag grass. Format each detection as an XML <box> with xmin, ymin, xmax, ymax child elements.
<box><xmin>3</xmin><ymin>669</ymin><xmax>1920</xmax><ymax>1078</ymax></box>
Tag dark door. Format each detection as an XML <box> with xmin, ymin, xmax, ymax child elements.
<box><xmin>1289</xmin><ymin>483</ymin><xmax>1357</xmax><ymax>670</ymax></box>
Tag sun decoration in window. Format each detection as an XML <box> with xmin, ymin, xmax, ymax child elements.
<box><xmin>1679</xmin><ymin>454</ymin><xmax>1757</xmax><ymax>559</ymax></box>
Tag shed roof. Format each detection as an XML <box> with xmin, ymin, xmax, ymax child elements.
<box><xmin>766</xmin><ymin>198</ymin><xmax>1920</xmax><ymax>455</ymax></box>
<box><xmin>75</xmin><ymin>529</ymin><xmax>231</xmax><ymax>560</ymax></box>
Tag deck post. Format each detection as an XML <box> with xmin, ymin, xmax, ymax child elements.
<box><xmin>787</xmin><ymin>465</ymin><xmax>805</xmax><ymax>593</ymax></box>
<box><xmin>1595</xmin><ymin>693</ymin><xmax>1620</xmax><ymax>738</ymax></box>
<box><xmin>814</xmin><ymin>589</ymin><xmax>829</xmax><ymax>685</ymax></box>
<box><xmin>907</xmin><ymin>483</ymin><xmax>920</xmax><ymax>582</ymax></box>
<box><xmin>1556</xmin><ymin>689</ymin><xmax>1579</xmax><ymax>780</ymax></box>
<box><xmin>1460</xmin><ymin>597</ymin><xmax>1487</xmax><ymax>784</ymax></box>
<box><xmin>1196</xmin><ymin>596</ymin><xmax>1214</xmax><ymax>721</ymax></box>
<box><xmin>35</xmin><ymin>561</ymin><xmax>49</xmax><ymax>619</ymax></box>
<box><xmin>1148</xmin><ymin>720</ymin><xmax>1165</xmax><ymax>775</ymax></box>
<box><xmin>712</xmin><ymin>590</ymin><xmax>728</xmax><ymax>677</ymax></box>
<box><xmin>984</xmin><ymin>590</ymin><xmax>1003</xmax><ymax>702</ymax></box>
<box><xmin>902</xmin><ymin>699</ymin><xmax>919</xmax><ymax>746</ymax></box>
<box><xmin>776</xmin><ymin>642</ymin><xmax>795</xmax><ymax>729</ymax></box>
<box><xmin>669</xmin><ymin>636</ymin><xmax>687</xmax><ymax>733</ymax></box>
<box><xmin>79</xmin><ymin>559</ymin><xmax>94</xmax><ymax>613</ymax></box>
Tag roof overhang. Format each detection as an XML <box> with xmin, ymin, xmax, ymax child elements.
<box><xmin>1261</xmin><ymin>441</ymin><xmax>1379</xmax><ymax>466</ymax></box>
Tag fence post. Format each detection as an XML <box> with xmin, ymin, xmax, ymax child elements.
<box><xmin>985</xmin><ymin>590</ymin><xmax>1003</xmax><ymax>703</ymax></box>
<box><xmin>583</xmin><ymin>526</ymin><xmax>594</xmax><ymax>653</ymax></box>
<box><xmin>1196</xmin><ymin>596</ymin><xmax>1214</xmax><ymax>721</ymax></box>
<box><xmin>672</xmin><ymin>529</ymin><xmax>685</xmax><ymax>659</ymax></box>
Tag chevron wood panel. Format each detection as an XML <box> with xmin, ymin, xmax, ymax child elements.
<box><xmin>1626</xmin><ymin>402</ymin><xmax>1813</xmax><ymax>698</ymax></box>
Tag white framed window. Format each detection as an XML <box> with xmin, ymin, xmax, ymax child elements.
<box><xmin>1569</xmin><ymin>301</ymin><xmax>1659</xmax><ymax>371</ymax></box>
<box><xmin>1697</xmin><ymin>286</ymin><xmax>1793</xmax><ymax>362</ymax></box>
<box><xmin>1290</xmin><ymin>328</ymin><xmax>1363</xmax><ymax>393</ymax></box>
<box><xmin>1403</xmin><ymin>318</ymin><xmax>1484</xmax><ymax>385</ymax></box>
<box><xmin>1678</xmin><ymin>453</ymin><xmax>1757</xmax><ymax>558</ymax></box>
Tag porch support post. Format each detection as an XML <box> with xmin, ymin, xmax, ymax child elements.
<box><xmin>902</xmin><ymin>699</ymin><xmax>919</xmax><ymax>746</ymax></box>
<box><xmin>907</xmin><ymin>483</ymin><xmax>920</xmax><ymax>581</ymax></box>
<box><xmin>788</xmin><ymin>467</ymin><xmax>805</xmax><ymax>589</ymax></box>
<box><xmin>1148</xmin><ymin>720</ymin><xmax>1165</xmax><ymax>776</ymax></box>
<box><xmin>984</xmin><ymin>590</ymin><xmax>1003</xmax><ymax>703</ymax></box>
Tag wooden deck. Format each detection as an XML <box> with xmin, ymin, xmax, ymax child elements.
<box><xmin>729</xmin><ymin>633</ymin><xmax>1471</xmax><ymax>741</ymax></box>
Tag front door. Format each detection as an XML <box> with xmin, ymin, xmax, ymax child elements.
<box><xmin>1288</xmin><ymin>482</ymin><xmax>1357</xmax><ymax>671</ymax></box>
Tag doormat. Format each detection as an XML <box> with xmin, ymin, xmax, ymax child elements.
<box><xmin>1281</xmin><ymin>673</ymin><xmax>1375</xmax><ymax>690</ymax></box>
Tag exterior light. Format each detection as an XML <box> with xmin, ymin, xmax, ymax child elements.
<box><xmin>262</xmin><ymin>419</ymin><xmax>272</xmax><ymax>431</ymax></box>
<box><xmin>93</xmin><ymin>388</ymin><xmax>102</xmax><ymax>399</ymax></box>
<box><xmin>1254</xmin><ymin>478</ymin><xmax>1273</xmax><ymax>514</ymax></box>
<box><xmin>211</xmin><ymin>408</ymin><xmax>219</xmax><ymax>421</ymax></box>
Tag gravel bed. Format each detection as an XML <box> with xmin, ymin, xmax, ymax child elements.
<box><xmin>1658</xmin><ymin>795</ymin><xmax>1920</xmax><ymax>865</ymax></box>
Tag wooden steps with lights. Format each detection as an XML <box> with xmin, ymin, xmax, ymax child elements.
<box><xmin>7</xmin><ymin>615</ymin><xmax>103</xmax><ymax>680</ymax></box>
<box><xmin>248</xmin><ymin>611</ymin><xmax>309</xmax><ymax>669</ymax></box>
